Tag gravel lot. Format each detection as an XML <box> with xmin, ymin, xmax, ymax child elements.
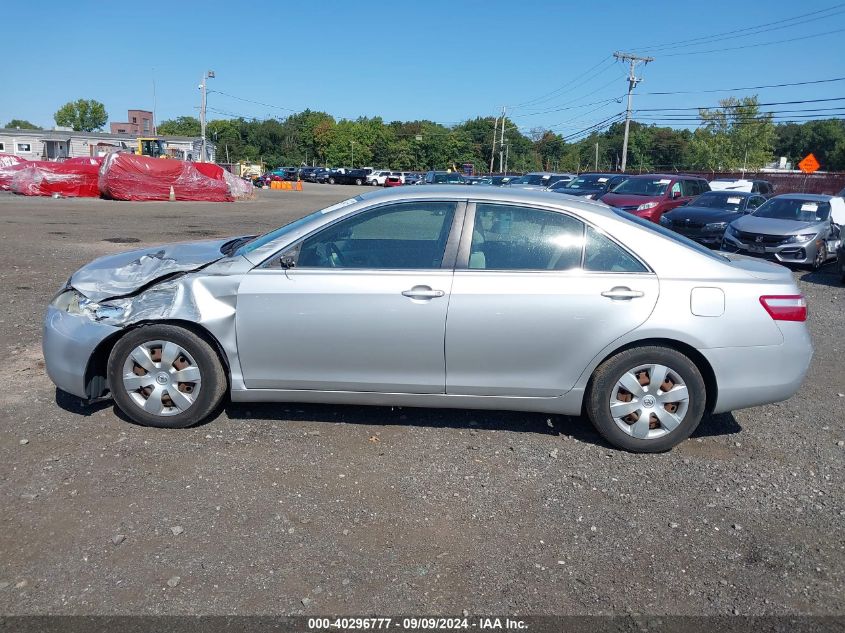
<box><xmin>0</xmin><ymin>186</ymin><xmax>843</xmax><ymax>616</ymax></box>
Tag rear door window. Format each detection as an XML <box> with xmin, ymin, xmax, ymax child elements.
<box><xmin>469</xmin><ymin>204</ymin><xmax>584</xmax><ymax>271</ymax></box>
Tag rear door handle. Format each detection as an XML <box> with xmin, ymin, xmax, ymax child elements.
<box><xmin>402</xmin><ymin>285</ymin><xmax>445</xmax><ymax>299</ymax></box>
<box><xmin>601</xmin><ymin>286</ymin><xmax>644</xmax><ymax>300</ymax></box>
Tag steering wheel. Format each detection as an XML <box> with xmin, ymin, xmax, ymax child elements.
<box><xmin>327</xmin><ymin>242</ymin><xmax>347</xmax><ymax>268</ymax></box>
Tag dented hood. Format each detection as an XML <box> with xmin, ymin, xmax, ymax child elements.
<box><xmin>71</xmin><ymin>239</ymin><xmax>230</xmax><ymax>302</ymax></box>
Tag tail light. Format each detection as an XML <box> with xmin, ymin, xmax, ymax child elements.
<box><xmin>759</xmin><ymin>295</ymin><xmax>807</xmax><ymax>322</ymax></box>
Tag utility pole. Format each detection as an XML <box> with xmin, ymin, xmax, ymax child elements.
<box><xmin>498</xmin><ymin>106</ymin><xmax>506</xmax><ymax>173</ymax></box>
<box><xmin>351</xmin><ymin>141</ymin><xmax>355</xmax><ymax>168</ymax></box>
<box><xmin>199</xmin><ymin>70</ymin><xmax>215</xmax><ymax>163</ymax></box>
<box><xmin>613</xmin><ymin>52</ymin><xmax>653</xmax><ymax>172</ymax></box>
<box><xmin>595</xmin><ymin>142</ymin><xmax>599</xmax><ymax>171</ymax></box>
<box><xmin>489</xmin><ymin>115</ymin><xmax>499</xmax><ymax>175</ymax></box>
<box><xmin>152</xmin><ymin>68</ymin><xmax>157</xmax><ymax>136</ymax></box>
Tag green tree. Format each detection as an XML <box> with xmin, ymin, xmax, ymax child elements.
<box><xmin>157</xmin><ymin>116</ymin><xmax>201</xmax><ymax>136</ymax></box>
<box><xmin>687</xmin><ymin>96</ymin><xmax>774</xmax><ymax>171</ymax></box>
<box><xmin>53</xmin><ymin>99</ymin><xmax>108</xmax><ymax>132</ymax></box>
<box><xmin>4</xmin><ymin>119</ymin><xmax>39</xmax><ymax>130</ymax></box>
<box><xmin>774</xmin><ymin>119</ymin><xmax>845</xmax><ymax>171</ymax></box>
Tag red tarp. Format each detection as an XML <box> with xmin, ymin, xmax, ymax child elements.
<box><xmin>98</xmin><ymin>153</ymin><xmax>233</xmax><ymax>202</ymax></box>
<box><xmin>10</xmin><ymin>159</ymin><xmax>101</xmax><ymax>197</ymax></box>
<box><xmin>0</xmin><ymin>153</ymin><xmax>28</xmax><ymax>190</ymax></box>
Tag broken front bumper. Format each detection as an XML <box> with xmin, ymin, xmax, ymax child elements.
<box><xmin>43</xmin><ymin>305</ymin><xmax>119</xmax><ymax>399</ymax></box>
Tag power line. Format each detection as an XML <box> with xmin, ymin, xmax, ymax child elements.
<box><xmin>628</xmin><ymin>2</ymin><xmax>845</xmax><ymax>52</ymax></box>
<box><xmin>636</xmin><ymin>76</ymin><xmax>845</xmax><ymax>96</ymax></box>
<box><xmin>507</xmin><ymin>56</ymin><xmax>614</xmax><ymax>109</ymax></box>
<box><xmin>510</xmin><ymin>95</ymin><xmax>625</xmax><ymax>119</ymax></box>
<box><xmin>209</xmin><ymin>89</ymin><xmax>299</xmax><ymax>113</ymax></box>
<box><xmin>661</xmin><ymin>26</ymin><xmax>845</xmax><ymax>57</ymax></box>
<box><xmin>636</xmin><ymin>107</ymin><xmax>845</xmax><ymax>119</ymax></box>
<box><xmin>633</xmin><ymin>6</ymin><xmax>845</xmax><ymax>53</ymax></box>
<box><xmin>635</xmin><ymin>96</ymin><xmax>845</xmax><ymax>112</ymax></box>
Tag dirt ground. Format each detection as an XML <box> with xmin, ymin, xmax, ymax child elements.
<box><xmin>0</xmin><ymin>186</ymin><xmax>843</xmax><ymax>616</ymax></box>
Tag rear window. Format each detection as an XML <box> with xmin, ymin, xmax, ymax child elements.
<box><xmin>612</xmin><ymin>208</ymin><xmax>728</xmax><ymax>262</ymax></box>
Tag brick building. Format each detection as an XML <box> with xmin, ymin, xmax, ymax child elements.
<box><xmin>109</xmin><ymin>109</ymin><xmax>154</xmax><ymax>136</ymax></box>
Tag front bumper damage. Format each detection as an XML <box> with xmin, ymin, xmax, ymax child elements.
<box><xmin>43</xmin><ymin>250</ymin><xmax>250</xmax><ymax>401</ymax></box>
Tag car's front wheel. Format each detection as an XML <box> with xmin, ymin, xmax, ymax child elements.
<box><xmin>107</xmin><ymin>325</ymin><xmax>227</xmax><ymax>428</ymax></box>
<box><xmin>811</xmin><ymin>242</ymin><xmax>827</xmax><ymax>271</ymax></box>
<box><xmin>586</xmin><ymin>346</ymin><xmax>706</xmax><ymax>452</ymax></box>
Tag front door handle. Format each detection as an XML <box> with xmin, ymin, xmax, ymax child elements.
<box><xmin>601</xmin><ymin>286</ymin><xmax>644</xmax><ymax>300</ymax></box>
<box><xmin>402</xmin><ymin>285</ymin><xmax>445</xmax><ymax>299</ymax></box>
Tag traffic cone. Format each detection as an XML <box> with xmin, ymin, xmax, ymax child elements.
<box><xmin>169</xmin><ymin>185</ymin><xmax>175</xmax><ymax>201</ymax></box>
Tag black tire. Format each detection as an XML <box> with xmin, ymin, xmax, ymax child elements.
<box><xmin>585</xmin><ymin>345</ymin><xmax>707</xmax><ymax>453</ymax></box>
<box><xmin>355</xmin><ymin>178</ymin><xmax>363</xmax><ymax>186</ymax></box>
<box><xmin>328</xmin><ymin>177</ymin><xmax>336</xmax><ymax>185</ymax></box>
<box><xmin>811</xmin><ymin>243</ymin><xmax>827</xmax><ymax>271</ymax></box>
<box><xmin>107</xmin><ymin>324</ymin><xmax>227</xmax><ymax>429</ymax></box>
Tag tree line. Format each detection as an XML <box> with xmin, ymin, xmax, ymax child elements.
<box><xmin>6</xmin><ymin>96</ymin><xmax>844</xmax><ymax>172</ymax></box>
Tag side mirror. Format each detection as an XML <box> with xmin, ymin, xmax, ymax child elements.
<box><xmin>672</xmin><ymin>191</ymin><xmax>682</xmax><ymax>199</ymax></box>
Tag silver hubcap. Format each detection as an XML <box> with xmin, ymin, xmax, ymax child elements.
<box><xmin>122</xmin><ymin>340</ymin><xmax>202</xmax><ymax>416</ymax></box>
<box><xmin>610</xmin><ymin>363</ymin><xmax>690</xmax><ymax>440</ymax></box>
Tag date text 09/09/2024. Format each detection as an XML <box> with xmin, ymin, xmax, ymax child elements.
<box><xmin>307</xmin><ymin>617</ymin><xmax>528</xmax><ymax>630</ymax></box>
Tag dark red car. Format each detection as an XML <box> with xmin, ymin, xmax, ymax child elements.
<box><xmin>599</xmin><ymin>174</ymin><xmax>710</xmax><ymax>223</ymax></box>
<box><xmin>384</xmin><ymin>174</ymin><xmax>404</xmax><ymax>187</ymax></box>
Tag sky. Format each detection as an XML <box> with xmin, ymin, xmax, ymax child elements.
<box><xmin>2</xmin><ymin>0</ymin><xmax>844</xmax><ymax>138</ymax></box>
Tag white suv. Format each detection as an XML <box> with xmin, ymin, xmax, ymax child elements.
<box><xmin>368</xmin><ymin>170</ymin><xmax>391</xmax><ymax>186</ymax></box>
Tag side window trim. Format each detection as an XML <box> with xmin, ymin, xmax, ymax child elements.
<box><xmin>259</xmin><ymin>199</ymin><xmax>467</xmax><ymax>271</ymax></box>
<box><xmin>455</xmin><ymin>201</ymin><xmax>652</xmax><ymax>274</ymax></box>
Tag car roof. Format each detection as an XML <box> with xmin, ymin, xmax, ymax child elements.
<box><xmin>626</xmin><ymin>173</ymin><xmax>703</xmax><ymax>180</ymax></box>
<box><xmin>773</xmin><ymin>193</ymin><xmax>832</xmax><ymax>201</ymax></box>
<box><xmin>701</xmin><ymin>189</ymin><xmax>755</xmax><ymax>196</ymax></box>
<box><xmin>355</xmin><ymin>184</ymin><xmax>617</xmax><ymax>217</ymax></box>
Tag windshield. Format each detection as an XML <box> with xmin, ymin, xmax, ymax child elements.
<box><xmin>510</xmin><ymin>174</ymin><xmax>547</xmax><ymax>186</ymax></box>
<box><xmin>613</xmin><ymin>208</ymin><xmax>728</xmax><ymax>262</ymax></box>
<box><xmin>564</xmin><ymin>174</ymin><xmax>610</xmax><ymax>189</ymax></box>
<box><xmin>235</xmin><ymin>197</ymin><xmax>362</xmax><ymax>256</ymax></box>
<box><xmin>690</xmin><ymin>192</ymin><xmax>747</xmax><ymax>212</ymax></box>
<box><xmin>433</xmin><ymin>172</ymin><xmax>465</xmax><ymax>183</ymax></box>
<box><xmin>611</xmin><ymin>177</ymin><xmax>671</xmax><ymax>196</ymax></box>
<box><xmin>752</xmin><ymin>198</ymin><xmax>830</xmax><ymax>222</ymax></box>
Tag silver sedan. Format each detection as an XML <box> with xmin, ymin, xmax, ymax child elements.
<box><xmin>43</xmin><ymin>186</ymin><xmax>813</xmax><ymax>452</ymax></box>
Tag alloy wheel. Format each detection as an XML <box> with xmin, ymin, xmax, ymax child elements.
<box><xmin>609</xmin><ymin>363</ymin><xmax>690</xmax><ymax>440</ymax></box>
<box><xmin>121</xmin><ymin>340</ymin><xmax>202</xmax><ymax>416</ymax></box>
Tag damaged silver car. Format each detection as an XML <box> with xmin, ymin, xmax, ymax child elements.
<box><xmin>44</xmin><ymin>186</ymin><xmax>813</xmax><ymax>452</ymax></box>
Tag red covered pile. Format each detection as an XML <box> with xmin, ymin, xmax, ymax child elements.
<box><xmin>2</xmin><ymin>152</ymin><xmax>252</xmax><ymax>201</ymax></box>
<box><xmin>10</xmin><ymin>157</ymin><xmax>102</xmax><ymax>197</ymax></box>
<box><xmin>98</xmin><ymin>153</ymin><xmax>234</xmax><ymax>202</ymax></box>
<box><xmin>0</xmin><ymin>153</ymin><xmax>29</xmax><ymax>191</ymax></box>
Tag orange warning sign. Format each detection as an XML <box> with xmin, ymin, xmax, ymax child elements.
<box><xmin>798</xmin><ymin>153</ymin><xmax>820</xmax><ymax>174</ymax></box>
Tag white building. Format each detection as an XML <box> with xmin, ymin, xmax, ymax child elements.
<box><xmin>0</xmin><ymin>127</ymin><xmax>215</xmax><ymax>162</ymax></box>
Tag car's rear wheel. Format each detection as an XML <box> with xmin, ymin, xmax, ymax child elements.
<box><xmin>586</xmin><ymin>346</ymin><xmax>706</xmax><ymax>452</ymax></box>
<box><xmin>107</xmin><ymin>325</ymin><xmax>226</xmax><ymax>429</ymax></box>
<box><xmin>328</xmin><ymin>177</ymin><xmax>335</xmax><ymax>185</ymax></box>
<box><xmin>811</xmin><ymin>243</ymin><xmax>827</xmax><ymax>271</ymax></box>
<box><xmin>355</xmin><ymin>178</ymin><xmax>363</xmax><ymax>185</ymax></box>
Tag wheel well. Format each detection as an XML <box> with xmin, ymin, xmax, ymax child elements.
<box><xmin>84</xmin><ymin>320</ymin><xmax>231</xmax><ymax>399</ymax></box>
<box><xmin>584</xmin><ymin>338</ymin><xmax>718</xmax><ymax>415</ymax></box>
